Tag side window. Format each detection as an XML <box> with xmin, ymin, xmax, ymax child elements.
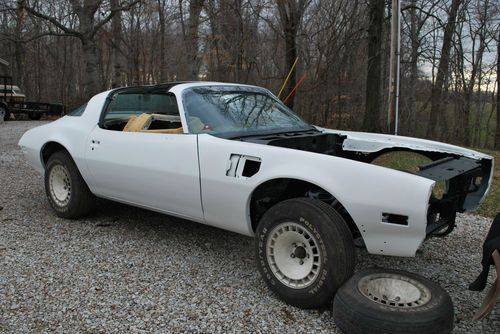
<box><xmin>102</xmin><ymin>91</ymin><xmax>181</xmax><ymax>132</ymax></box>
<box><xmin>68</xmin><ymin>103</ymin><xmax>87</xmax><ymax>117</ymax></box>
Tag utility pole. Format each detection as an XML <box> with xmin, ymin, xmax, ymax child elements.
<box><xmin>387</xmin><ymin>0</ymin><xmax>401</xmax><ymax>135</ymax></box>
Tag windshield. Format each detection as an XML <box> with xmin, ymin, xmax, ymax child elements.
<box><xmin>182</xmin><ymin>86</ymin><xmax>312</xmax><ymax>137</ymax></box>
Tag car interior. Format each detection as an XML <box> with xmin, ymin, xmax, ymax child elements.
<box><xmin>101</xmin><ymin>90</ymin><xmax>184</xmax><ymax>133</ymax></box>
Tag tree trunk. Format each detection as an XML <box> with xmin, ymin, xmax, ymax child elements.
<box><xmin>14</xmin><ymin>2</ymin><xmax>26</xmax><ymax>89</ymax></box>
<box><xmin>495</xmin><ymin>29</ymin><xmax>500</xmax><ymax>150</ymax></box>
<box><xmin>81</xmin><ymin>38</ymin><xmax>101</xmax><ymax>97</ymax></box>
<box><xmin>111</xmin><ymin>0</ymin><xmax>124</xmax><ymax>88</ymax></box>
<box><xmin>426</xmin><ymin>0</ymin><xmax>462</xmax><ymax>140</ymax></box>
<box><xmin>276</xmin><ymin>0</ymin><xmax>310</xmax><ymax>110</ymax></box>
<box><xmin>183</xmin><ymin>0</ymin><xmax>205</xmax><ymax>80</ymax></box>
<box><xmin>158</xmin><ymin>0</ymin><xmax>168</xmax><ymax>82</ymax></box>
<box><xmin>362</xmin><ymin>0</ymin><xmax>384</xmax><ymax>133</ymax></box>
<box><xmin>407</xmin><ymin>0</ymin><xmax>418</xmax><ymax>135</ymax></box>
<box><xmin>73</xmin><ymin>0</ymin><xmax>104</xmax><ymax>97</ymax></box>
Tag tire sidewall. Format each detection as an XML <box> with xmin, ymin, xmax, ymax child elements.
<box><xmin>45</xmin><ymin>153</ymin><xmax>77</xmax><ymax>215</ymax></box>
<box><xmin>256</xmin><ymin>198</ymin><xmax>354</xmax><ymax>307</ymax></box>
<box><xmin>333</xmin><ymin>268</ymin><xmax>454</xmax><ymax>333</ymax></box>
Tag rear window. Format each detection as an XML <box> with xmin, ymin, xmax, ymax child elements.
<box><xmin>106</xmin><ymin>93</ymin><xmax>179</xmax><ymax>118</ymax></box>
<box><xmin>68</xmin><ymin>103</ymin><xmax>87</xmax><ymax>117</ymax></box>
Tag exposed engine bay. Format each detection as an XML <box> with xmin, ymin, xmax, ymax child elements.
<box><xmin>239</xmin><ymin>130</ymin><xmax>493</xmax><ymax>239</ymax></box>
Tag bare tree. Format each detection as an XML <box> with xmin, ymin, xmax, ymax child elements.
<box><xmin>496</xmin><ymin>27</ymin><xmax>500</xmax><ymax>149</ymax></box>
<box><xmin>22</xmin><ymin>0</ymin><xmax>140</xmax><ymax>97</ymax></box>
<box><xmin>0</xmin><ymin>0</ymin><xmax>497</xmax><ymax>150</ymax></box>
<box><xmin>111</xmin><ymin>0</ymin><xmax>125</xmax><ymax>87</ymax></box>
<box><xmin>362</xmin><ymin>0</ymin><xmax>384</xmax><ymax>132</ymax></box>
<box><xmin>179</xmin><ymin>0</ymin><xmax>205</xmax><ymax>80</ymax></box>
<box><xmin>426</xmin><ymin>0</ymin><xmax>462</xmax><ymax>140</ymax></box>
<box><xmin>276</xmin><ymin>0</ymin><xmax>310</xmax><ymax>109</ymax></box>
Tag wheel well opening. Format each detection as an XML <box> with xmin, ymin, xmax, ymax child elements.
<box><xmin>250</xmin><ymin>178</ymin><xmax>359</xmax><ymax>238</ymax></box>
<box><xmin>41</xmin><ymin>142</ymin><xmax>68</xmax><ymax>168</ymax></box>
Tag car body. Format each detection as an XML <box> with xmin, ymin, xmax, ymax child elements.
<box><xmin>19</xmin><ymin>82</ymin><xmax>493</xmax><ymax>258</ymax></box>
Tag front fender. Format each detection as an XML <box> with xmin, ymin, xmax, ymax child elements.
<box><xmin>198</xmin><ymin>134</ymin><xmax>434</xmax><ymax>257</ymax></box>
<box><xmin>253</xmin><ymin>154</ymin><xmax>434</xmax><ymax>257</ymax></box>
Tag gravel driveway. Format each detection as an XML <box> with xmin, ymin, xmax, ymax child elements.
<box><xmin>1</xmin><ymin>120</ymin><xmax>498</xmax><ymax>333</ymax></box>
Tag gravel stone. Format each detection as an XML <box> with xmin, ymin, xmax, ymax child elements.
<box><xmin>0</xmin><ymin>120</ymin><xmax>498</xmax><ymax>333</ymax></box>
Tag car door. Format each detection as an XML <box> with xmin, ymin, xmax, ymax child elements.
<box><xmin>84</xmin><ymin>89</ymin><xmax>203</xmax><ymax>221</ymax></box>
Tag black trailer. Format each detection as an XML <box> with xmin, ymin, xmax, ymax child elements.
<box><xmin>0</xmin><ymin>75</ymin><xmax>65</xmax><ymax>121</ymax></box>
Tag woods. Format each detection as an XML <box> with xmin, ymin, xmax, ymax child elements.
<box><xmin>0</xmin><ymin>0</ymin><xmax>499</xmax><ymax>148</ymax></box>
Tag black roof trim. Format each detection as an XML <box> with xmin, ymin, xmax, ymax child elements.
<box><xmin>153</xmin><ymin>81</ymin><xmax>195</xmax><ymax>90</ymax></box>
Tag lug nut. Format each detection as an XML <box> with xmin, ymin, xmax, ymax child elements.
<box><xmin>290</xmin><ymin>253</ymin><xmax>295</xmax><ymax>258</ymax></box>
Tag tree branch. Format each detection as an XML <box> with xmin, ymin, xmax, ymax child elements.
<box><xmin>92</xmin><ymin>0</ymin><xmax>142</xmax><ymax>36</ymax></box>
<box><xmin>20</xmin><ymin>2</ymin><xmax>82</xmax><ymax>37</ymax></box>
<box><xmin>1</xmin><ymin>31</ymin><xmax>77</xmax><ymax>43</ymax></box>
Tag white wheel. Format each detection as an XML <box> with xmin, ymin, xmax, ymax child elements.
<box><xmin>333</xmin><ymin>268</ymin><xmax>454</xmax><ymax>334</ymax></box>
<box><xmin>48</xmin><ymin>164</ymin><xmax>72</xmax><ymax>207</ymax></box>
<box><xmin>266</xmin><ymin>222</ymin><xmax>322</xmax><ymax>289</ymax></box>
<box><xmin>45</xmin><ymin>151</ymin><xmax>95</xmax><ymax>218</ymax></box>
<box><xmin>256</xmin><ymin>198</ymin><xmax>355</xmax><ymax>308</ymax></box>
<box><xmin>357</xmin><ymin>273</ymin><xmax>432</xmax><ymax>308</ymax></box>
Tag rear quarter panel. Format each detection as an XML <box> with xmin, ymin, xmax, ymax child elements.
<box><xmin>18</xmin><ymin>91</ymin><xmax>110</xmax><ymax>184</ymax></box>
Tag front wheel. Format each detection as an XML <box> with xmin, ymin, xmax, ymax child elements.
<box><xmin>255</xmin><ymin>197</ymin><xmax>355</xmax><ymax>308</ymax></box>
<box><xmin>45</xmin><ymin>151</ymin><xmax>96</xmax><ymax>218</ymax></box>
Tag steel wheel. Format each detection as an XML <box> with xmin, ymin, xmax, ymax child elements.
<box><xmin>256</xmin><ymin>198</ymin><xmax>355</xmax><ymax>308</ymax></box>
<box><xmin>333</xmin><ymin>268</ymin><xmax>454</xmax><ymax>334</ymax></box>
<box><xmin>267</xmin><ymin>222</ymin><xmax>322</xmax><ymax>289</ymax></box>
<box><xmin>45</xmin><ymin>151</ymin><xmax>96</xmax><ymax>218</ymax></box>
<box><xmin>49</xmin><ymin>164</ymin><xmax>72</xmax><ymax>206</ymax></box>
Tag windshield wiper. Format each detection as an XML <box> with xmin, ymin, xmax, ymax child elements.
<box><xmin>226</xmin><ymin>127</ymin><xmax>319</xmax><ymax>140</ymax></box>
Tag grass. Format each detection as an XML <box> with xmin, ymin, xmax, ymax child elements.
<box><xmin>372</xmin><ymin>150</ymin><xmax>499</xmax><ymax>218</ymax></box>
<box><xmin>475</xmin><ymin>149</ymin><xmax>499</xmax><ymax>218</ymax></box>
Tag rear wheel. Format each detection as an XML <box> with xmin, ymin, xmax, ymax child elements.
<box><xmin>255</xmin><ymin>197</ymin><xmax>355</xmax><ymax>308</ymax></box>
<box><xmin>45</xmin><ymin>151</ymin><xmax>96</xmax><ymax>218</ymax></box>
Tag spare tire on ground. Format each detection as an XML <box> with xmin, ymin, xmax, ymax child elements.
<box><xmin>332</xmin><ymin>268</ymin><xmax>454</xmax><ymax>334</ymax></box>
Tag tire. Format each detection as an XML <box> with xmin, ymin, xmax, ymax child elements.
<box><xmin>255</xmin><ymin>197</ymin><xmax>355</xmax><ymax>308</ymax></box>
<box><xmin>0</xmin><ymin>106</ymin><xmax>8</xmax><ymax>121</ymax></box>
<box><xmin>29</xmin><ymin>112</ymin><xmax>42</xmax><ymax>120</ymax></box>
<box><xmin>332</xmin><ymin>268</ymin><xmax>454</xmax><ymax>334</ymax></box>
<box><xmin>45</xmin><ymin>151</ymin><xmax>96</xmax><ymax>218</ymax></box>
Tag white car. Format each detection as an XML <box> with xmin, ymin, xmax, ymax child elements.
<box><xmin>19</xmin><ymin>82</ymin><xmax>494</xmax><ymax>308</ymax></box>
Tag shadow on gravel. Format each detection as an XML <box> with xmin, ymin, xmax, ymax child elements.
<box><xmin>89</xmin><ymin>198</ymin><xmax>254</xmax><ymax>254</ymax></box>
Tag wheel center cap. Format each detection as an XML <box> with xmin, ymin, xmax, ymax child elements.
<box><xmin>294</xmin><ymin>246</ymin><xmax>307</xmax><ymax>259</ymax></box>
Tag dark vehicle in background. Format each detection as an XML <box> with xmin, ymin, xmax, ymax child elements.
<box><xmin>0</xmin><ymin>75</ymin><xmax>64</xmax><ymax>121</ymax></box>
